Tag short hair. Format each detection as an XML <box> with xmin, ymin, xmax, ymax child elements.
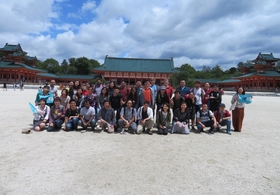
<box><xmin>69</xmin><ymin>99</ymin><xmax>76</xmax><ymax>104</ymax></box>
<box><xmin>83</xmin><ymin>99</ymin><xmax>90</xmax><ymax>104</ymax></box>
<box><xmin>144</xmin><ymin>100</ymin><xmax>150</xmax><ymax>105</ymax></box>
<box><xmin>103</xmin><ymin>100</ymin><xmax>110</xmax><ymax>105</ymax></box>
<box><xmin>39</xmin><ymin>98</ymin><xmax>46</xmax><ymax>103</ymax></box>
<box><xmin>195</xmin><ymin>80</ymin><xmax>201</xmax><ymax>84</ymax></box>
<box><xmin>174</xmin><ymin>90</ymin><xmax>181</xmax><ymax>94</ymax></box>
<box><xmin>53</xmin><ymin>97</ymin><xmax>61</xmax><ymax>102</ymax></box>
<box><xmin>43</xmin><ymin>85</ymin><xmax>50</xmax><ymax>89</ymax></box>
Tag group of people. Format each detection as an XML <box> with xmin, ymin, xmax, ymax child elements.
<box><xmin>30</xmin><ymin>78</ymin><xmax>247</xmax><ymax>135</ymax></box>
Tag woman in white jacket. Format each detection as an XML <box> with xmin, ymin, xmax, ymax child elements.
<box><xmin>33</xmin><ymin>98</ymin><xmax>50</xmax><ymax>131</ymax></box>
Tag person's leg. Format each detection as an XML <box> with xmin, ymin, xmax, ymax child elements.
<box><xmin>170</xmin><ymin>121</ymin><xmax>175</xmax><ymax>134</ymax></box>
<box><xmin>158</xmin><ymin>128</ymin><xmax>163</xmax><ymax>135</ymax></box>
<box><xmin>47</xmin><ymin>125</ymin><xmax>54</xmax><ymax>131</ymax></box>
<box><xmin>78</xmin><ymin>120</ymin><xmax>84</xmax><ymax>129</ymax></box>
<box><xmin>204</xmin><ymin>120</ymin><xmax>215</xmax><ymax>133</ymax></box>
<box><xmin>137</xmin><ymin>123</ymin><xmax>143</xmax><ymax>134</ymax></box>
<box><xmin>232</xmin><ymin>109</ymin><xmax>238</xmax><ymax>131</ymax></box>
<box><xmin>72</xmin><ymin>118</ymin><xmax>79</xmax><ymax>130</ymax></box>
<box><xmin>145</xmin><ymin>119</ymin><xmax>154</xmax><ymax>134</ymax></box>
<box><xmin>226</xmin><ymin>119</ymin><xmax>231</xmax><ymax>134</ymax></box>
<box><xmin>90</xmin><ymin>119</ymin><xmax>96</xmax><ymax>131</ymax></box>
<box><xmin>182</xmin><ymin>123</ymin><xmax>189</xmax><ymax>134</ymax></box>
<box><xmin>66</xmin><ymin>119</ymin><xmax>73</xmax><ymax>130</ymax></box>
<box><xmin>118</xmin><ymin>119</ymin><xmax>125</xmax><ymax>129</ymax></box>
<box><xmin>237</xmin><ymin>108</ymin><xmax>244</xmax><ymax>132</ymax></box>
<box><xmin>39</xmin><ymin>122</ymin><xmax>46</xmax><ymax>130</ymax></box>
<box><xmin>197</xmin><ymin>123</ymin><xmax>203</xmax><ymax>132</ymax></box>
<box><xmin>54</xmin><ymin>119</ymin><xmax>64</xmax><ymax>130</ymax></box>
<box><xmin>129</xmin><ymin>122</ymin><xmax>137</xmax><ymax>133</ymax></box>
<box><xmin>163</xmin><ymin>128</ymin><xmax>168</xmax><ymax>135</ymax></box>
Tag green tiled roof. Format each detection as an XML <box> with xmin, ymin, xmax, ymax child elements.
<box><xmin>25</xmin><ymin>56</ymin><xmax>37</xmax><ymax>60</ymax></box>
<box><xmin>36</xmin><ymin>73</ymin><xmax>96</xmax><ymax>79</ymax></box>
<box><xmin>0</xmin><ymin>62</ymin><xmax>47</xmax><ymax>72</ymax></box>
<box><xmin>95</xmin><ymin>56</ymin><xmax>175</xmax><ymax>73</ymax></box>
<box><xmin>0</xmin><ymin>43</ymin><xmax>22</xmax><ymax>51</ymax></box>
<box><xmin>234</xmin><ymin>71</ymin><xmax>280</xmax><ymax>78</ymax></box>
<box><xmin>258</xmin><ymin>53</ymin><xmax>279</xmax><ymax>61</ymax></box>
<box><xmin>218</xmin><ymin>79</ymin><xmax>241</xmax><ymax>83</ymax></box>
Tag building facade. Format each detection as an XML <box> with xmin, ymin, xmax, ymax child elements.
<box><xmin>93</xmin><ymin>56</ymin><xmax>175</xmax><ymax>85</ymax></box>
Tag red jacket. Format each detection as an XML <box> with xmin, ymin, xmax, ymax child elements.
<box><xmin>214</xmin><ymin>110</ymin><xmax>231</xmax><ymax>121</ymax></box>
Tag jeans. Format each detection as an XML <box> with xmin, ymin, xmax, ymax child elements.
<box><xmin>66</xmin><ymin>118</ymin><xmax>79</xmax><ymax>130</ymax></box>
<box><xmin>47</xmin><ymin>119</ymin><xmax>64</xmax><ymax>131</ymax></box>
<box><xmin>217</xmin><ymin>119</ymin><xmax>231</xmax><ymax>133</ymax></box>
<box><xmin>197</xmin><ymin>120</ymin><xmax>214</xmax><ymax>131</ymax></box>
<box><xmin>171</xmin><ymin>121</ymin><xmax>189</xmax><ymax>134</ymax></box>
<box><xmin>158</xmin><ymin>127</ymin><xmax>169</xmax><ymax>135</ymax></box>
<box><xmin>118</xmin><ymin>119</ymin><xmax>137</xmax><ymax>133</ymax></box>
<box><xmin>78</xmin><ymin>119</ymin><xmax>96</xmax><ymax>130</ymax></box>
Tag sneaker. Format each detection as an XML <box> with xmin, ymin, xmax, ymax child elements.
<box><xmin>147</xmin><ymin>129</ymin><xmax>153</xmax><ymax>135</ymax></box>
<box><xmin>227</xmin><ymin>131</ymin><xmax>231</xmax><ymax>135</ymax></box>
<box><xmin>120</xmin><ymin>128</ymin><xmax>125</xmax><ymax>134</ymax></box>
<box><xmin>191</xmin><ymin>126</ymin><xmax>196</xmax><ymax>130</ymax></box>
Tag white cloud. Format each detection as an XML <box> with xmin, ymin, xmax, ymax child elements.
<box><xmin>0</xmin><ymin>0</ymin><xmax>280</xmax><ymax>69</ymax></box>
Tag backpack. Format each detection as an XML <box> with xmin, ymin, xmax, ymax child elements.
<box><xmin>199</xmin><ymin>110</ymin><xmax>212</xmax><ymax>120</ymax></box>
<box><xmin>123</xmin><ymin>107</ymin><xmax>134</xmax><ymax>116</ymax></box>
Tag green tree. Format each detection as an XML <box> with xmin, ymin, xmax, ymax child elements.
<box><xmin>67</xmin><ymin>66</ymin><xmax>77</xmax><ymax>74</ymax></box>
<box><xmin>210</xmin><ymin>65</ymin><xmax>224</xmax><ymax>79</ymax></box>
<box><xmin>60</xmin><ymin>59</ymin><xmax>69</xmax><ymax>74</ymax></box>
<box><xmin>42</xmin><ymin>58</ymin><xmax>60</xmax><ymax>74</ymax></box>
<box><xmin>169</xmin><ymin>63</ymin><xmax>196</xmax><ymax>86</ymax></box>
<box><xmin>68</xmin><ymin>57</ymin><xmax>76</xmax><ymax>66</ymax></box>
<box><xmin>74</xmin><ymin>57</ymin><xmax>93</xmax><ymax>75</ymax></box>
<box><xmin>89</xmin><ymin>59</ymin><xmax>101</xmax><ymax>68</ymax></box>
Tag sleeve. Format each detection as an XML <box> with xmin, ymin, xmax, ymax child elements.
<box><xmin>49</xmin><ymin>108</ymin><xmax>54</xmax><ymax>123</ymax></box>
<box><xmin>148</xmin><ymin>108</ymin><xmax>153</xmax><ymax>119</ymax></box>
<box><xmin>196</xmin><ymin>111</ymin><xmax>200</xmax><ymax>118</ymax></box>
<box><xmin>156</xmin><ymin>110</ymin><xmax>160</xmax><ymax>126</ymax></box>
<box><xmin>173</xmin><ymin>109</ymin><xmax>178</xmax><ymax>122</ymax></box>
<box><xmin>226</xmin><ymin>110</ymin><xmax>231</xmax><ymax>117</ymax></box>
<box><xmin>133</xmin><ymin>108</ymin><xmax>137</xmax><ymax>118</ymax></box>
<box><xmin>209</xmin><ymin>110</ymin><xmax>214</xmax><ymax>117</ymax></box>
<box><xmin>79</xmin><ymin>108</ymin><xmax>83</xmax><ymax>115</ymax></box>
<box><xmin>44</xmin><ymin>106</ymin><xmax>50</xmax><ymax>120</ymax></box>
<box><xmin>120</xmin><ymin>107</ymin><xmax>124</xmax><ymax>116</ymax></box>
<box><xmin>65</xmin><ymin>109</ymin><xmax>70</xmax><ymax>118</ymax></box>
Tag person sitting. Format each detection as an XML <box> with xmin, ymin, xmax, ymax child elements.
<box><xmin>137</xmin><ymin>101</ymin><xmax>154</xmax><ymax>135</ymax></box>
<box><xmin>171</xmin><ymin>102</ymin><xmax>190</xmax><ymax>134</ymax></box>
<box><xmin>214</xmin><ymin>103</ymin><xmax>232</xmax><ymax>135</ymax></box>
<box><xmin>64</xmin><ymin>99</ymin><xmax>80</xmax><ymax>131</ymax></box>
<box><xmin>156</xmin><ymin>103</ymin><xmax>171</xmax><ymax>135</ymax></box>
<box><xmin>33</xmin><ymin>98</ymin><xmax>50</xmax><ymax>131</ymax></box>
<box><xmin>97</xmin><ymin>100</ymin><xmax>116</xmax><ymax>133</ymax></box>
<box><xmin>78</xmin><ymin>99</ymin><xmax>96</xmax><ymax>132</ymax></box>
<box><xmin>118</xmin><ymin>100</ymin><xmax>137</xmax><ymax>134</ymax></box>
<box><xmin>196</xmin><ymin>104</ymin><xmax>217</xmax><ymax>134</ymax></box>
<box><xmin>60</xmin><ymin>88</ymin><xmax>70</xmax><ymax>109</ymax></box>
<box><xmin>47</xmin><ymin>97</ymin><xmax>65</xmax><ymax>131</ymax></box>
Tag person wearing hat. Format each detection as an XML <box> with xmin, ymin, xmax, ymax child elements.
<box><xmin>155</xmin><ymin>85</ymin><xmax>169</xmax><ymax>113</ymax></box>
<box><xmin>214</xmin><ymin>103</ymin><xmax>232</xmax><ymax>135</ymax></box>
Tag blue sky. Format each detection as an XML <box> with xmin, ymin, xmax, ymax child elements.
<box><xmin>0</xmin><ymin>0</ymin><xmax>279</xmax><ymax>69</ymax></box>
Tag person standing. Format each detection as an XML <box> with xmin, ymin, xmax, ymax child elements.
<box><xmin>94</xmin><ymin>79</ymin><xmax>104</xmax><ymax>96</ymax></box>
<box><xmin>209</xmin><ymin>85</ymin><xmax>222</xmax><ymax>112</ymax></box>
<box><xmin>119</xmin><ymin>81</ymin><xmax>130</xmax><ymax>102</ymax></box>
<box><xmin>3</xmin><ymin>82</ymin><xmax>7</xmax><ymax>91</ymax></box>
<box><xmin>49</xmin><ymin>80</ymin><xmax>58</xmax><ymax>98</ymax></box>
<box><xmin>203</xmin><ymin>82</ymin><xmax>212</xmax><ymax>105</ymax></box>
<box><xmin>192</xmin><ymin>80</ymin><xmax>205</xmax><ymax>114</ymax></box>
<box><xmin>155</xmin><ymin>86</ymin><xmax>169</xmax><ymax>113</ymax></box>
<box><xmin>142</xmin><ymin>80</ymin><xmax>155</xmax><ymax>108</ymax></box>
<box><xmin>176</xmin><ymin>79</ymin><xmax>190</xmax><ymax>98</ymax></box>
<box><xmin>231</xmin><ymin>86</ymin><xmax>246</xmax><ymax>132</ymax></box>
<box><xmin>170</xmin><ymin>90</ymin><xmax>185</xmax><ymax>112</ymax></box>
<box><xmin>163</xmin><ymin>79</ymin><xmax>173</xmax><ymax>100</ymax></box>
<box><xmin>185</xmin><ymin>91</ymin><xmax>196</xmax><ymax>130</ymax></box>
<box><xmin>150</xmin><ymin>78</ymin><xmax>159</xmax><ymax>101</ymax></box>
<box><xmin>135</xmin><ymin>80</ymin><xmax>144</xmax><ymax>108</ymax></box>
<box><xmin>110</xmin><ymin>88</ymin><xmax>125</xmax><ymax>132</ymax></box>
